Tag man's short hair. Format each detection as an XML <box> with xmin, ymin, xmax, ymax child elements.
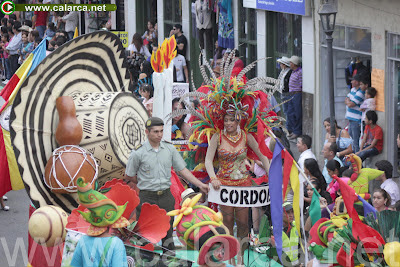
<box><xmin>360</xmin><ymin>76</ymin><xmax>369</xmax><ymax>86</ymax></box>
<box><xmin>31</xmin><ymin>30</ymin><xmax>39</xmax><ymax>39</ymax></box>
<box><xmin>174</xmin><ymin>24</ymin><xmax>183</xmax><ymax>33</ymax></box>
<box><xmin>328</xmin><ymin>142</ymin><xmax>338</xmax><ymax>154</ymax></box>
<box><xmin>299</xmin><ymin>135</ymin><xmax>312</xmax><ymax>149</ymax></box>
<box><xmin>23</xmin><ymin>20</ymin><xmax>33</xmax><ymax>27</ymax></box>
<box><xmin>375</xmin><ymin>160</ymin><xmax>393</xmax><ymax>179</ymax></box>
<box><xmin>13</xmin><ymin>21</ymin><xmax>21</xmax><ymax>32</ymax></box>
<box><xmin>366</xmin><ymin>110</ymin><xmax>378</xmax><ymax>124</ymax></box>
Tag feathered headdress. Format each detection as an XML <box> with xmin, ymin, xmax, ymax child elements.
<box><xmin>168</xmin><ymin>50</ymin><xmax>282</xmax><ymax>149</ymax></box>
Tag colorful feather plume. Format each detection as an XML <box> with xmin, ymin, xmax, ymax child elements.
<box><xmin>167</xmin><ymin>49</ymin><xmax>281</xmax><ymax>166</ymax></box>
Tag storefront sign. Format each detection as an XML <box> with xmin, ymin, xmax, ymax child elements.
<box><xmin>208</xmin><ymin>185</ymin><xmax>270</xmax><ymax>207</ymax></box>
<box><xmin>243</xmin><ymin>0</ymin><xmax>307</xmax><ymax>16</ymax></box>
<box><xmin>371</xmin><ymin>68</ymin><xmax>385</xmax><ymax>112</ymax></box>
<box><xmin>111</xmin><ymin>31</ymin><xmax>129</xmax><ymax>48</ymax></box>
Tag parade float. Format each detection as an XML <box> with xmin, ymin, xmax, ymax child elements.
<box><xmin>8</xmin><ymin>31</ymin><xmax>186</xmax><ymax>267</ymax></box>
<box><xmin>4</xmin><ymin>26</ymin><xmax>399</xmax><ymax>267</ymax></box>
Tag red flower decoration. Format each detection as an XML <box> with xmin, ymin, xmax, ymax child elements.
<box><xmin>133</xmin><ymin>203</ymin><xmax>171</xmax><ymax>243</ymax></box>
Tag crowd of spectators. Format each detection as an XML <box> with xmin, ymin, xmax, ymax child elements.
<box><xmin>0</xmin><ymin>7</ymin><xmax>78</xmax><ymax>82</ymax></box>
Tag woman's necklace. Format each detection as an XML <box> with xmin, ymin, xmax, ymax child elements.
<box><xmin>223</xmin><ymin>130</ymin><xmax>242</xmax><ymax>147</ymax></box>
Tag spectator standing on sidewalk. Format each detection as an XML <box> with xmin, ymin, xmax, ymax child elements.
<box><xmin>195</xmin><ymin>0</ymin><xmax>213</xmax><ymax>57</ymax></box>
<box><xmin>170</xmin><ymin>24</ymin><xmax>187</xmax><ymax>58</ymax></box>
<box><xmin>287</xmin><ymin>56</ymin><xmax>302</xmax><ymax>140</ymax></box>
<box><xmin>32</xmin><ymin>0</ymin><xmax>49</xmax><ymax>39</ymax></box>
<box><xmin>277</xmin><ymin>57</ymin><xmax>292</xmax><ymax>123</ymax></box>
<box><xmin>61</xmin><ymin>10</ymin><xmax>78</xmax><ymax>40</ymax></box>
<box><xmin>6</xmin><ymin>21</ymin><xmax>22</xmax><ymax>76</ymax></box>
<box><xmin>344</xmin><ymin>74</ymin><xmax>365</xmax><ymax>152</ymax></box>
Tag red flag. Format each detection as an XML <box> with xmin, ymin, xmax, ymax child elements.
<box><xmin>0</xmin><ymin>75</ymin><xmax>20</xmax><ymax>107</ymax></box>
<box><xmin>256</xmin><ymin>118</ymin><xmax>273</xmax><ymax>159</ymax></box>
<box><xmin>0</xmin><ymin>130</ymin><xmax>11</xmax><ymax>197</ymax></box>
<box><xmin>282</xmin><ymin>150</ymin><xmax>293</xmax><ymax>197</ymax></box>
<box><xmin>333</xmin><ymin>176</ymin><xmax>360</xmax><ymax>222</ymax></box>
<box><xmin>170</xmin><ymin>169</ymin><xmax>185</xmax><ymax>209</ymax></box>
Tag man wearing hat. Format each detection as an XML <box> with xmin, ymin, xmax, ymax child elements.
<box><xmin>19</xmin><ymin>25</ymin><xmax>33</xmax><ymax>33</ymax></box>
<box><xmin>125</xmin><ymin>117</ymin><xmax>209</xmax><ymax>252</ymax></box>
<box><xmin>345</xmin><ymin>73</ymin><xmax>365</xmax><ymax>152</ymax></box>
<box><xmin>170</xmin><ymin>24</ymin><xmax>188</xmax><ymax>57</ymax></box>
<box><xmin>277</xmin><ymin>57</ymin><xmax>293</xmax><ymax>122</ymax></box>
<box><xmin>286</xmin><ymin>56</ymin><xmax>302</xmax><ymax>140</ymax></box>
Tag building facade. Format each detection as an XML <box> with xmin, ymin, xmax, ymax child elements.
<box><xmin>124</xmin><ymin>0</ymin><xmax>400</xmax><ymax>173</ymax></box>
<box><xmin>313</xmin><ymin>0</ymin><xmax>400</xmax><ymax>174</ymax></box>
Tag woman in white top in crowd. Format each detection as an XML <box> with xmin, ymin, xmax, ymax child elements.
<box><xmin>127</xmin><ymin>33</ymin><xmax>151</xmax><ymax>60</ymax></box>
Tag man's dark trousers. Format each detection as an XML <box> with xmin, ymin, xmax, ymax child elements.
<box><xmin>137</xmin><ymin>189</ymin><xmax>176</xmax><ymax>251</ymax></box>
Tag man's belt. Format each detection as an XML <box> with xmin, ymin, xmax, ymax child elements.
<box><xmin>140</xmin><ymin>188</ymin><xmax>170</xmax><ymax>196</ymax></box>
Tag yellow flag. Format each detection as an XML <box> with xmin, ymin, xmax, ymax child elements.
<box><xmin>2</xmin><ymin>53</ymin><xmax>33</xmax><ymax>191</ymax></box>
<box><xmin>289</xmin><ymin>163</ymin><xmax>301</xmax><ymax>237</ymax></box>
<box><xmin>74</xmin><ymin>27</ymin><xmax>79</xmax><ymax>38</ymax></box>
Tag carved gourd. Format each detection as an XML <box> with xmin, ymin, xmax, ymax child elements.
<box><xmin>55</xmin><ymin>96</ymin><xmax>82</xmax><ymax>146</ymax></box>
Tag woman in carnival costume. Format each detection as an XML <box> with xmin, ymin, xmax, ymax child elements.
<box><xmin>169</xmin><ymin>51</ymin><xmax>281</xmax><ymax>265</ymax></box>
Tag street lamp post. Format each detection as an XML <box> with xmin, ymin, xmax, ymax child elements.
<box><xmin>319</xmin><ymin>1</ymin><xmax>337</xmax><ymax>138</ymax></box>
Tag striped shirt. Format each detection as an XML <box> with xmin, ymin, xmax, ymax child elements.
<box><xmin>288</xmin><ymin>67</ymin><xmax>302</xmax><ymax>92</ymax></box>
<box><xmin>345</xmin><ymin>87</ymin><xmax>365</xmax><ymax>123</ymax></box>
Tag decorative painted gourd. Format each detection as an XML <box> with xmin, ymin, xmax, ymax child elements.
<box><xmin>55</xmin><ymin>96</ymin><xmax>83</xmax><ymax>146</ymax></box>
<box><xmin>44</xmin><ymin>145</ymin><xmax>97</xmax><ymax>194</ymax></box>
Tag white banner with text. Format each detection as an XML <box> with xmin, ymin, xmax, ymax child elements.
<box><xmin>208</xmin><ymin>185</ymin><xmax>270</xmax><ymax>207</ymax></box>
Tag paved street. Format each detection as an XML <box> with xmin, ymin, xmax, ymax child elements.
<box><xmin>0</xmin><ymin>140</ymin><xmax>298</xmax><ymax>267</ymax></box>
<box><xmin>0</xmin><ymin>189</ymin><xmax>30</xmax><ymax>267</ymax></box>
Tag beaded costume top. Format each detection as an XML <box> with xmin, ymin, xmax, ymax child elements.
<box><xmin>216</xmin><ymin>130</ymin><xmax>251</xmax><ymax>186</ymax></box>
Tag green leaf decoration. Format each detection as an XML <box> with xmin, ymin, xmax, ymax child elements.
<box><xmin>182</xmin><ymin>222</ymin><xmax>192</xmax><ymax>229</ymax></box>
<box><xmin>191</xmin><ymin>217</ymin><xmax>196</xmax><ymax>224</ymax></box>
<box><xmin>94</xmin><ymin>180</ymin><xmax>99</xmax><ymax>191</ymax></box>
<box><xmin>203</xmin><ymin>214</ymin><xmax>211</xmax><ymax>221</ymax></box>
<box><xmin>98</xmin><ymin>187</ymin><xmax>111</xmax><ymax>194</ymax></box>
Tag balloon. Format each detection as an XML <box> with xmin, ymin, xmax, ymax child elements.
<box><xmin>384</xmin><ymin>241</ymin><xmax>400</xmax><ymax>267</ymax></box>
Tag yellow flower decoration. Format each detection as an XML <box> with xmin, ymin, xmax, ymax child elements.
<box><xmin>331</xmin><ymin>216</ymin><xmax>348</xmax><ymax>228</ymax></box>
<box><xmin>167</xmin><ymin>193</ymin><xmax>202</xmax><ymax>227</ymax></box>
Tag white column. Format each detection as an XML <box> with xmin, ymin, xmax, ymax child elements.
<box><xmin>111</xmin><ymin>0</ymin><xmax>116</xmax><ymax>29</ymax></box>
<box><xmin>182</xmin><ymin>0</ymin><xmax>191</xmax><ymax>60</ymax></box>
<box><xmin>256</xmin><ymin>9</ymin><xmax>267</xmax><ymax>77</ymax></box>
<box><xmin>302</xmin><ymin>16</ymin><xmax>315</xmax><ymax>95</ymax></box>
<box><xmin>233</xmin><ymin>0</ymin><xmax>239</xmax><ymax>48</ymax></box>
<box><xmin>125</xmin><ymin>0</ymin><xmax>136</xmax><ymax>43</ymax></box>
<box><xmin>157</xmin><ymin>0</ymin><xmax>165</xmax><ymax>45</ymax></box>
